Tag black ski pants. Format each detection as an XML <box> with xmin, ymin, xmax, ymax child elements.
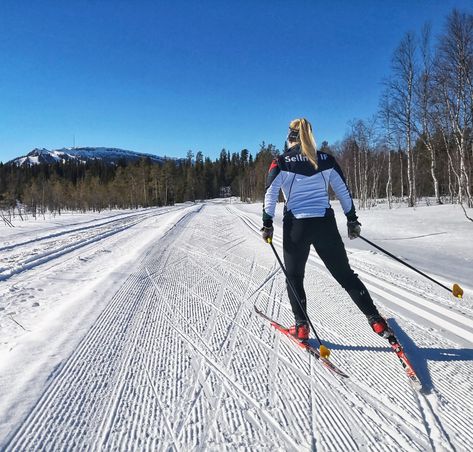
<box><xmin>282</xmin><ymin>214</ymin><xmax>379</xmax><ymax>324</ymax></box>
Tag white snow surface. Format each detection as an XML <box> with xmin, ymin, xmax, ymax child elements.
<box><xmin>0</xmin><ymin>200</ymin><xmax>472</xmax><ymax>451</ymax></box>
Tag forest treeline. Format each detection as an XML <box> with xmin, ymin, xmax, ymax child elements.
<box><xmin>0</xmin><ymin>146</ymin><xmax>277</xmax><ymax>216</ymax></box>
<box><xmin>1</xmin><ymin>9</ymin><xmax>472</xmax><ymax>220</ymax></box>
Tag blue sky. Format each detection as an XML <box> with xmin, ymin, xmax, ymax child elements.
<box><xmin>0</xmin><ymin>0</ymin><xmax>472</xmax><ymax>163</ymax></box>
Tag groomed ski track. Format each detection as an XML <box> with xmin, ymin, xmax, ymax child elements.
<box><xmin>1</xmin><ymin>201</ymin><xmax>472</xmax><ymax>451</ymax></box>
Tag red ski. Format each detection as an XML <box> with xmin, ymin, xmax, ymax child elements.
<box><xmin>388</xmin><ymin>336</ymin><xmax>423</xmax><ymax>391</ymax></box>
<box><xmin>254</xmin><ymin>307</ymin><xmax>349</xmax><ymax>378</ymax></box>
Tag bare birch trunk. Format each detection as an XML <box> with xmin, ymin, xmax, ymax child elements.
<box><xmin>354</xmin><ymin>148</ymin><xmax>360</xmax><ymax>208</ymax></box>
<box><xmin>386</xmin><ymin>151</ymin><xmax>392</xmax><ymax>208</ymax></box>
<box><xmin>399</xmin><ymin>152</ymin><xmax>404</xmax><ymax>200</ymax></box>
<box><xmin>459</xmin><ymin>136</ymin><xmax>472</xmax><ymax>207</ymax></box>
<box><xmin>407</xmin><ymin>131</ymin><xmax>415</xmax><ymax>207</ymax></box>
<box><xmin>428</xmin><ymin>143</ymin><xmax>441</xmax><ymax>204</ymax></box>
<box><xmin>362</xmin><ymin>149</ymin><xmax>369</xmax><ymax>208</ymax></box>
<box><xmin>448</xmin><ymin>161</ymin><xmax>454</xmax><ymax>203</ymax></box>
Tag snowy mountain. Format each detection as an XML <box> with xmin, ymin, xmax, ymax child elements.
<box><xmin>7</xmin><ymin>147</ymin><xmax>168</xmax><ymax>166</ymax></box>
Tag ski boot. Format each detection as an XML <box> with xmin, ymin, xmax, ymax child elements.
<box><xmin>368</xmin><ymin>315</ymin><xmax>395</xmax><ymax>339</ymax></box>
<box><xmin>288</xmin><ymin>322</ymin><xmax>310</xmax><ymax>341</ymax></box>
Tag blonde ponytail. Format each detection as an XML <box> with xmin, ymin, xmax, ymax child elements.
<box><xmin>289</xmin><ymin>118</ymin><xmax>318</xmax><ymax>169</ymax></box>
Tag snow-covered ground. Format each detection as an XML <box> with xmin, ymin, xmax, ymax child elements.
<box><xmin>0</xmin><ymin>200</ymin><xmax>472</xmax><ymax>451</ymax></box>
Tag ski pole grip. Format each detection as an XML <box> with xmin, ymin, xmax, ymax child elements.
<box><xmin>453</xmin><ymin>283</ymin><xmax>463</xmax><ymax>299</ymax></box>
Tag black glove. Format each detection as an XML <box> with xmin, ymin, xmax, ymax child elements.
<box><xmin>261</xmin><ymin>225</ymin><xmax>274</xmax><ymax>243</ymax></box>
<box><xmin>347</xmin><ymin>220</ymin><xmax>361</xmax><ymax>239</ymax></box>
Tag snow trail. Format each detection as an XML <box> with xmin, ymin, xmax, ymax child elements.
<box><xmin>1</xmin><ymin>202</ymin><xmax>472</xmax><ymax>450</ymax></box>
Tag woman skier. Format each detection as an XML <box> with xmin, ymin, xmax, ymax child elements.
<box><xmin>261</xmin><ymin>118</ymin><xmax>391</xmax><ymax>341</ymax></box>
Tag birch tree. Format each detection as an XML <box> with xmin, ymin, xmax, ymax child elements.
<box><xmin>379</xmin><ymin>89</ymin><xmax>395</xmax><ymax>207</ymax></box>
<box><xmin>414</xmin><ymin>24</ymin><xmax>441</xmax><ymax>204</ymax></box>
<box><xmin>435</xmin><ymin>10</ymin><xmax>473</xmax><ymax>208</ymax></box>
<box><xmin>389</xmin><ymin>32</ymin><xmax>417</xmax><ymax>207</ymax></box>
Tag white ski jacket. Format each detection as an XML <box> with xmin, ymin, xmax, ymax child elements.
<box><xmin>263</xmin><ymin>145</ymin><xmax>357</xmax><ymax>225</ymax></box>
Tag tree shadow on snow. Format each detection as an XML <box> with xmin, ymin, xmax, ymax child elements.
<box><xmin>314</xmin><ymin>318</ymin><xmax>473</xmax><ymax>394</ymax></box>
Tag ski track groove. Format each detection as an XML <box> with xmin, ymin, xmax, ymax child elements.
<box><xmin>0</xmin><ymin>207</ymin><xmax>185</xmax><ymax>282</ymax></box>
<box><xmin>153</xmin><ymin>282</ymin><xmax>305</xmax><ymax>450</ymax></box>
<box><xmin>145</xmin><ymin>266</ymin><xmax>224</xmax><ymax>443</ymax></box>
<box><xmin>6</xmin><ymin>272</ymin><xmax>145</xmax><ymax>450</ymax></box>
<box><xmin>414</xmin><ymin>391</ymin><xmax>456</xmax><ymax>452</ymax></box>
<box><xmin>0</xmin><ymin>208</ymin><xmax>173</xmax><ymax>252</ymax></box>
<box><xmin>191</xmin><ymin>255</ymin><xmax>258</xmax><ymax>447</ymax></box>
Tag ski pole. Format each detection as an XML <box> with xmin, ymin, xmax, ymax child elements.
<box><xmin>359</xmin><ymin>235</ymin><xmax>464</xmax><ymax>299</ymax></box>
<box><xmin>266</xmin><ymin>238</ymin><xmax>331</xmax><ymax>358</ymax></box>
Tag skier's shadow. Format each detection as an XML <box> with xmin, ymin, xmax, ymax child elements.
<box><xmin>317</xmin><ymin>318</ymin><xmax>473</xmax><ymax>394</ymax></box>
